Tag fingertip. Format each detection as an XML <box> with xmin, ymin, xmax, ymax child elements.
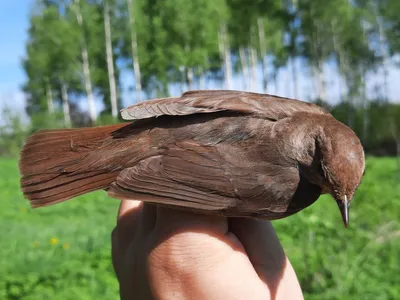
<box><xmin>116</xmin><ymin>200</ymin><xmax>158</xmax><ymax>236</ymax></box>
<box><xmin>114</xmin><ymin>200</ymin><xmax>144</xmax><ymax>256</ymax></box>
<box><xmin>118</xmin><ymin>200</ymin><xmax>142</xmax><ymax>221</ymax></box>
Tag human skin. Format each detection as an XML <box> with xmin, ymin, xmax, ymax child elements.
<box><xmin>111</xmin><ymin>200</ymin><xmax>304</xmax><ymax>300</ymax></box>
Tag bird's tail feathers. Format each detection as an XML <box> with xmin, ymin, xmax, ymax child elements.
<box><xmin>19</xmin><ymin>124</ymin><xmax>126</xmax><ymax>208</ymax></box>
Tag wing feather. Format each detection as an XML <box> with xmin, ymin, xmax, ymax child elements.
<box><xmin>121</xmin><ymin>90</ymin><xmax>328</xmax><ymax>121</ymax></box>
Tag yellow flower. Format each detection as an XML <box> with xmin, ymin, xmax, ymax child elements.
<box><xmin>50</xmin><ymin>237</ymin><xmax>58</xmax><ymax>245</ymax></box>
<box><xmin>33</xmin><ymin>241</ymin><xmax>39</xmax><ymax>248</ymax></box>
<box><xmin>63</xmin><ymin>243</ymin><xmax>70</xmax><ymax>250</ymax></box>
<box><xmin>21</xmin><ymin>207</ymin><xmax>27</xmax><ymax>214</ymax></box>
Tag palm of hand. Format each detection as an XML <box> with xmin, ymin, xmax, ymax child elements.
<box><xmin>112</xmin><ymin>201</ymin><xmax>303</xmax><ymax>300</ymax></box>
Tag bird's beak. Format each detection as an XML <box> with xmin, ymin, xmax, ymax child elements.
<box><xmin>336</xmin><ymin>195</ymin><xmax>349</xmax><ymax>228</ymax></box>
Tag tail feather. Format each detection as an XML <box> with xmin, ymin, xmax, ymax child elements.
<box><xmin>19</xmin><ymin>123</ymin><xmax>127</xmax><ymax>208</ymax></box>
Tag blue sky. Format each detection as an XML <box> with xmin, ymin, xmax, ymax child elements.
<box><xmin>0</xmin><ymin>0</ymin><xmax>399</xmax><ymax>123</ymax></box>
<box><xmin>0</xmin><ymin>0</ymin><xmax>33</xmax><ymax>117</ymax></box>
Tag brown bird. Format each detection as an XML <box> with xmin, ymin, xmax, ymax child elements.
<box><xmin>19</xmin><ymin>90</ymin><xmax>365</xmax><ymax>227</ymax></box>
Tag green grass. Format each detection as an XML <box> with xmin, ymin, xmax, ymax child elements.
<box><xmin>0</xmin><ymin>157</ymin><xmax>399</xmax><ymax>299</ymax></box>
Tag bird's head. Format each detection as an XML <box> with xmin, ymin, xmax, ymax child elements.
<box><xmin>295</xmin><ymin>115</ymin><xmax>365</xmax><ymax>228</ymax></box>
<box><xmin>313</xmin><ymin>118</ymin><xmax>365</xmax><ymax>228</ymax></box>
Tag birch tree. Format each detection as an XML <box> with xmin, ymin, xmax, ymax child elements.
<box><xmin>257</xmin><ymin>17</ymin><xmax>268</xmax><ymax>93</ymax></box>
<box><xmin>72</xmin><ymin>0</ymin><xmax>97</xmax><ymax>124</ymax></box>
<box><xmin>22</xmin><ymin>3</ymin><xmax>80</xmax><ymax>127</ymax></box>
<box><xmin>219</xmin><ymin>23</ymin><xmax>233</xmax><ymax>89</ymax></box>
<box><xmin>239</xmin><ymin>47</ymin><xmax>250</xmax><ymax>90</ymax></box>
<box><xmin>103</xmin><ymin>0</ymin><xmax>118</xmax><ymax>117</ymax></box>
<box><xmin>60</xmin><ymin>81</ymin><xmax>71</xmax><ymax>127</ymax></box>
<box><xmin>126</xmin><ymin>0</ymin><xmax>142</xmax><ymax>101</ymax></box>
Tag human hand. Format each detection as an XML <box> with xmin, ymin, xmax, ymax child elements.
<box><xmin>111</xmin><ymin>200</ymin><xmax>303</xmax><ymax>300</ymax></box>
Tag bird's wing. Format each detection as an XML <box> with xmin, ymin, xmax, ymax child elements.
<box><xmin>121</xmin><ymin>90</ymin><xmax>329</xmax><ymax>121</ymax></box>
<box><xmin>107</xmin><ymin>140</ymin><xmax>321</xmax><ymax>218</ymax></box>
<box><xmin>107</xmin><ymin>141</ymin><xmax>241</xmax><ymax>213</ymax></box>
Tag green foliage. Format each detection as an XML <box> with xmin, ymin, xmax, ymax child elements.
<box><xmin>330</xmin><ymin>101</ymin><xmax>400</xmax><ymax>155</ymax></box>
<box><xmin>23</xmin><ymin>3</ymin><xmax>82</xmax><ymax>115</ymax></box>
<box><xmin>0</xmin><ymin>157</ymin><xmax>398</xmax><ymax>298</ymax></box>
<box><xmin>0</xmin><ymin>158</ymin><xmax>119</xmax><ymax>299</ymax></box>
<box><xmin>0</xmin><ymin>108</ymin><xmax>29</xmax><ymax>157</ymax></box>
<box><xmin>21</xmin><ymin>0</ymin><xmax>400</xmax><ymax>126</ymax></box>
<box><xmin>274</xmin><ymin>158</ymin><xmax>400</xmax><ymax>299</ymax></box>
<box><xmin>9</xmin><ymin>1</ymin><xmax>400</xmax><ymax>297</ymax></box>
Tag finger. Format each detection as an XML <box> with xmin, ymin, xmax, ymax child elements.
<box><xmin>145</xmin><ymin>208</ymin><xmax>272</xmax><ymax>299</ymax></box>
<box><xmin>229</xmin><ymin>218</ymin><xmax>287</xmax><ymax>288</ymax></box>
<box><xmin>118</xmin><ymin>199</ymin><xmax>142</xmax><ymax>221</ymax></box>
<box><xmin>230</xmin><ymin>218</ymin><xmax>303</xmax><ymax>299</ymax></box>
<box><xmin>111</xmin><ymin>226</ymin><xmax>123</xmax><ymax>279</ymax></box>
<box><xmin>113</xmin><ymin>200</ymin><xmax>143</xmax><ymax>265</ymax></box>
<box><xmin>117</xmin><ymin>199</ymin><xmax>145</xmax><ymax>239</ymax></box>
<box><xmin>112</xmin><ymin>200</ymin><xmax>143</xmax><ymax>276</ymax></box>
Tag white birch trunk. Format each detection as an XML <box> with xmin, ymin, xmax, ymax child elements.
<box><xmin>290</xmin><ymin>57</ymin><xmax>298</xmax><ymax>99</ymax></box>
<box><xmin>319</xmin><ymin>61</ymin><xmax>326</xmax><ymax>101</ymax></box>
<box><xmin>73</xmin><ymin>0</ymin><xmax>97</xmax><ymax>124</ymax></box>
<box><xmin>104</xmin><ymin>1</ymin><xmax>118</xmax><ymax>118</ymax></box>
<box><xmin>45</xmin><ymin>81</ymin><xmax>54</xmax><ymax>113</ymax></box>
<box><xmin>312</xmin><ymin>64</ymin><xmax>326</xmax><ymax>101</ymax></box>
<box><xmin>127</xmin><ymin>0</ymin><xmax>142</xmax><ymax>102</ymax></box>
<box><xmin>219</xmin><ymin>23</ymin><xmax>232</xmax><ymax>89</ymax></box>
<box><xmin>257</xmin><ymin>17</ymin><xmax>268</xmax><ymax>93</ymax></box>
<box><xmin>199</xmin><ymin>54</ymin><xmax>209</xmax><ymax>90</ymax></box>
<box><xmin>61</xmin><ymin>82</ymin><xmax>71</xmax><ymax>128</ymax></box>
<box><xmin>239</xmin><ymin>47</ymin><xmax>249</xmax><ymax>91</ymax></box>
<box><xmin>179</xmin><ymin>66</ymin><xmax>185</xmax><ymax>94</ymax></box>
<box><xmin>249</xmin><ymin>46</ymin><xmax>258</xmax><ymax>92</ymax></box>
<box><xmin>331</xmin><ymin>19</ymin><xmax>348</xmax><ymax>102</ymax></box>
<box><xmin>249</xmin><ymin>25</ymin><xmax>258</xmax><ymax>92</ymax></box>
<box><xmin>199</xmin><ymin>67</ymin><xmax>206</xmax><ymax>90</ymax></box>
<box><xmin>290</xmin><ymin>0</ymin><xmax>299</xmax><ymax>98</ymax></box>
<box><xmin>186</xmin><ymin>67</ymin><xmax>194</xmax><ymax>91</ymax></box>
<box><xmin>375</xmin><ymin>12</ymin><xmax>389</xmax><ymax>101</ymax></box>
<box><xmin>361</xmin><ymin>72</ymin><xmax>369</xmax><ymax>143</ymax></box>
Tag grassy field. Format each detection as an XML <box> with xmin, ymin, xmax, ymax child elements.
<box><xmin>0</xmin><ymin>157</ymin><xmax>399</xmax><ymax>299</ymax></box>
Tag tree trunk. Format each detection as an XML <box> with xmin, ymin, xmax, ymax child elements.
<box><xmin>219</xmin><ymin>23</ymin><xmax>232</xmax><ymax>89</ymax></box>
<box><xmin>272</xmin><ymin>69</ymin><xmax>279</xmax><ymax>95</ymax></box>
<box><xmin>179</xmin><ymin>66</ymin><xmax>185</xmax><ymax>94</ymax></box>
<box><xmin>312</xmin><ymin>62</ymin><xmax>326</xmax><ymax>102</ymax></box>
<box><xmin>361</xmin><ymin>72</ymin><xmax>369</xmax><ymax>143</ymax></box>
<box><xmin>319</xmin><ymin>60</ymin><xmax>326</xmax><ymax>101</ymax></box>
<box><xmin>104</xmin><ymin>1</ymin><xmax>118</xmax><ymax>118</ymax></box>
<box><xmin>331</xmin><ymin>19</ymin><xmax>346</xmax><ymax>103</ymax></box>
<box><xmin>257</xmin><ymin>17</ymin><xmax>268</xmax><ymax>93</ymax></box>
<box><xmin>375</xmin><ymin>14</ymin><xmax>389</xmax><ymax>101</ymax></box>
<box><xmin>73</xmin><ymin>0</ymin><xmax>97</xmax><ymax>124</ymax></box>
<box><xmin>45</xmin><ymin>81</ymin><xmax>54</xmax><ymax>113</ymax></box>
<box><xmin>199</xmin><ymin>54</ymin><xmax>209</xmax><ymax>90</ymax></box>
<box><xmin>289</xmin><ymin>0</ymin><xmax>299</xmax><ymax>98</ymax></box>
<box><xmin>290</xmin><ymin>57</ymin><xmax>298</xmax><ymax>99</ymax></box>
<box><xmin>249</xmin><ymin>25</ymin><xmax>258</xmax><ymax>92</ymax></box>
<box><xmin>310</xmin><ymin>12</ymin><xmax>326</xmax><ymax>102</ymax></box>
<box><xmin>199</xmin><ymin>67</ymin><xmax>206</xmax><ymax>90</ymax></box>
<box><xmin>186</xmin><ymin>67</ymin><xmax>194</xmax><ymax>91</ymax></box>
<box><xmin>127</xmin><ymin>0</ymin><xmax>142</xmax><ymax>102</ymax></box>
<box><xmin>249</xmin><ymin>45</ymin><xmax>258</xmax><ymax>92</ymax></box>
<box><xmin>239</xmin><ymin>47</ymin><xmax>249</xmax><ymax>91</ymax></box>
<box><xmin>61</xmin><ymin>82</ymin><xmax>71</xmax><ymax>128</ymax></box>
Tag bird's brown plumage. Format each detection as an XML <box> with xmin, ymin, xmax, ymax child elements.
<box><xmin>19</xmin><ymin>90</ymin><xmax>365</xmax><ymax>224</ymax></box>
